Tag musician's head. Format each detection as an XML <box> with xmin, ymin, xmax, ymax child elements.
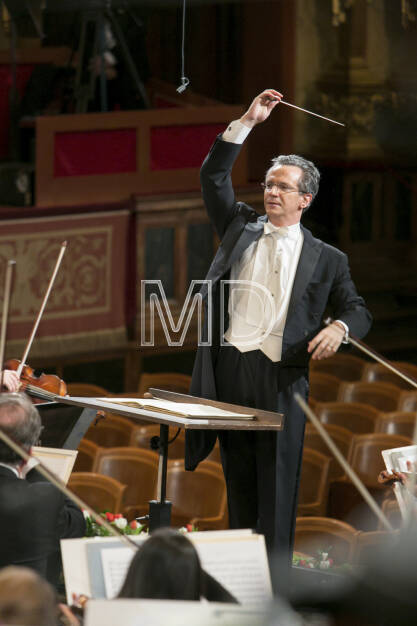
<box><xmin>118</xmin><ymin>528</ymin><xmax>203</xmax><ymax>601</ymax></box>
<box><xmin>0</xmin><ymin>393</ymin><xmax>41</xmax><ymax>465</ymax></box>
<box><xmin>0</xmin><ymin>566</ymin><xmax>57</xmax><ymax>626</ymax></box>
<box><xmin>263</xmin><ymin>155</ymin><xmax>320</xmax><ymax>225</ymax></box>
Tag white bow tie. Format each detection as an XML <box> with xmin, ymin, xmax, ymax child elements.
<box><xmin>263</xmin><ymin>223</ymin><xmax>289</xmax><ymax>238</ymax></box>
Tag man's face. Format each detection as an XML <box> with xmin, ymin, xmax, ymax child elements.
<box><xmin>263</xmin><ymin>165</ymin><xmax>312</xmax><ymax>227</ymax></box>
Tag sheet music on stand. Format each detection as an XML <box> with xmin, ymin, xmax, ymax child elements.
<box><xmin>61</xmin><ymin>530</ymin><xmax>272</xmax><ymax>608</ymax></box>
<box><xmin>382</xmin><ymin>444</ymin><xmax>417</xmax><ymax>519</ymax></box>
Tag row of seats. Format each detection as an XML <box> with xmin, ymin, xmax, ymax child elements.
<box><xmin>294</xmin><ymin>516</ymin><xmax>398</xmax><ymax>567</ymax></box>
<box><xmin>70</xmin><ymin>449</ymin><xmax>228</xmax><ymax>529</ymax></box>
<box><xmin>66</xmin><ymin>372</ymin><xmax>192</xmax><ymax>399</ymax></box>
<box><xmin>297</xmin><ymin>432</ymin><xmax>411</xmax><ymax>528</ymax></box>
<box><xmin>310</xmin><ymin>354</ymin><xmax>417</xmax><ymax>389</ymax></box>
<box><xmin>309</xmin><ymin>375</ymin><xmax>417</xmax><ymax>411</ymax></box>
<box><xmin>78</xmin><ymin>417</ymin><xmax>221</xmax><ymax>463</ymax></box>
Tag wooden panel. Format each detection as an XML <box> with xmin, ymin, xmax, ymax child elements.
<box><xmin>35</xmin><ymin>105</ymin><xmax>247</xmax><ymax>207</ymax></box>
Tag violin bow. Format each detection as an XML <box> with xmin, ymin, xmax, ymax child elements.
<box><xmin>0</xmin><ymin>260</ymin><xmax>16</xmax><ymax>389</ymax></box>
<box><xmin>0</xmin><ymin>427</ymin><xmax>138</xmax><ymax>550</ymax></box>
<box><xmin>324</xmin><ymin>318</ymin><xmax>417</xmax><ymax>390</ymax></box>
<box><xmin>295</xmin><ymin>393</ymin><xmax>393</xmax><ymax>530</ymax></box>
<box><xmin>17</xmin><ymin>241</ymin><xmax>67</xmax><ymax>379</ymax></box>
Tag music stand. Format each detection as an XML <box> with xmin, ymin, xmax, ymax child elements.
<box><xmin>52</xmin><ymin>392</ymin><xmax>284</xmax><ymax>531</ymax></box>
<box><xmin>36</xmin><ymin>401</ymin><xmax>98</xmax><ymax>449</ymax></box>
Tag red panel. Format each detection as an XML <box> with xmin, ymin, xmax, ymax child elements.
<box><xmin>54</xmin><ymin>128</ymin><xmax>137</xmax><ymax>177</ymax></box>
<box><xmin>150</xmin><ymin>123</ymin><xmax>225</xmax><ymax>170</ymax></box>
<box><xmin>0</xmin><ymin>65</ymin><xmax>34</xmax><ymax>159</ymax></box>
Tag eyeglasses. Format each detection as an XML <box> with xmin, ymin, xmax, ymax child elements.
<box><xmin>261</xmin><ymin>182</ymin><xmax>301</xmax><ymax>194</ymax></box>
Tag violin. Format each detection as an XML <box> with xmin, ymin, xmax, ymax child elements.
<box><xmin>5</xmin><ymin>358</ymin><xmax>67</xmax><ymax>402</ymax></box>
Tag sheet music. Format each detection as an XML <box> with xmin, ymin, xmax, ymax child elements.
<box><xmin>97</xmin><ymin>533</ymin><xmax>271</xmax><ymax>606</ymax></box>
<box><xmin>382</xmin><ymin>444</ymin><xmax>417</xmax><ymax>518</ymax></box>
<box><xmin>101</xmin><ymin>548</ymin><xmax>134</xmax><ymax>598</ymax></box>
<box><xmin>193</xmin><ymin>535</ymin><xmax>272</xmax><ymax>607</ymax></box>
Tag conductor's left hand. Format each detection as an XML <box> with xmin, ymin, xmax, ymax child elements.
<box><xmin>307</xmin><ymin>322</ymin><xmax>345</xmax><ymax>360</ymax></box>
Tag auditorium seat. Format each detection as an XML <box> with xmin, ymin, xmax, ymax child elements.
<box><xmin>375</xmin><ymin>411</ymin><xmax>417</xmax><ymax>438</ymax></box>
<box><xmin>304</xmin><ymin>423</ymin><xmax>353</xmax><ymax>480</ymax></box>
<box><xmin>93</xmin><ymin>447</ymin><xmax>159</xmax><ymax>520</ymax></box>
<box><xmin>315</xmin><ymin>401</ymin><xmax>379</xmax><ymax>435</ymax></box>
<box><xmin>84</xmin><ymin>415</ymin><xmax>134</xmax><ymax>447</ymax></box>
<box><xmin>138</xmin><ymin>372</ymin><xmax>191</xmax><ymax>396</ymax></box>
<box><xmin>294</xmin><ymin>516</ymin><xmax>358</xmax><ymax>565</ymax></box>
<box><xmin>67</xmin><ymin>382</ymin><xmax>110</xmax><ymax>397</ymax></box>
<box><xmin>298</xmin><ymin>448</ymin><xmax>331</xmax><ymax>516</ymax></box>
<box><xmin>166</xmin><ymin>459</ymin><xmax>227</xmax><ymax>530</ymax></box>
<box><xmin>310</xmin><ymin>353</ymin><xmax>366</xmax><ymax>381</ymax></box>
<box><xmin>73</xmin><ymin>439</ymin><xmax>100</xmax><ymax>473</ymax></box>
<box><xmin>130</xmin><ymin>425</ymin><xmax>186</xmax><ymax>459</ymax></box>
<box><xmin>353</xmin><ymin>530</ymin><xmax>399</xmax><ymax>567</ymax></box>
<box><xmin>337</xmin><ymin>381</ymin><xmax>402</xmax><ymax>412</ymax></box>
<box><xmin>309</xmin><ymin>372</ymin><xmax>341</xmax><ymax>402</ymax></box>
<box><xmin>362</xmin><ymin>361</ymin><xmax>417</xmax><ymax>390</ymax></box>
<box><xmin>398</xmin><ymin>391</ymin><xmax>417</xmax><ymax>412</ymax></box>
<box><xmin>68</xmin><ymin>472</ymin><xmax>127</xmax><ymax>514</ymax></box>
<box><xmin>327</xmin><ymin>433</ymin><xmax>411</xmax><ymax>530</ymax></box>
<box><xmin>379</xmin><ymin>497</ymin><xmax>403</xmax><ymax>530</ymax></box>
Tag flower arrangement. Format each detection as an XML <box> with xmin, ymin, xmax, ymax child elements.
<box><xmin>84</xmin><ymin>511</ymin><xmax>145</xmax><ymax>537</ymax></box>
<box><xmin>292</xmin><ymin>548</ymin><xmax>351</xmax><ymax>573</ymax></box>
<box><xmin>179</xmin><ymin>523</ymin><xmax>198</xmax><ymax>533</ymax></box>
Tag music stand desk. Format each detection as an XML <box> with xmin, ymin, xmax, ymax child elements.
<box><xmin>56</xmin><ymin>393</ymin><xmax>284</xmax><ymax>530</ymax></box>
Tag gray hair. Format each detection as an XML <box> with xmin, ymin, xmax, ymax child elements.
<box><xmin>267</xmin><ymin>154</ymin><xmax>320</xmax><ymax>211</ymax></box>
<box><xmin>0</xmin><ymin>393</ymin><xmax>42</xmax><ymax>464</ymax></box>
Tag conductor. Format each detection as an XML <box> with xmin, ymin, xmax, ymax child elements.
<box><xmin>185</xmin><ymin>89</ymin><xmax>372</xmax><ymax>567</ymax></box>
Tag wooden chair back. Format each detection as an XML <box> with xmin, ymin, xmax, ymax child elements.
<box><xmin>304</xmin><ymin>424</ymin><xmax>353</xmax><ymax>480</ymax></box>
<box><xmin>68</xmin><ymin>472</ymin><xmax>126</xmax><ymax>514</ymax></box>
<box><xmin>94</xmin><ymin>447</ymin><xmax>159</xmax><ymax>517</ymax></box>
<box><xmin>310</xmin><ymin>353</ymin><xmax>366</xmax><ymax>381</ymax></box>
<box><xmin>166</xmin><ymin>459</ymin><xmax>227</xmax><ymax>530</ymax></box>
<box><xmin>130</xmin><ymin>425</ymin><xmax>185</xmax><ymax>459</ymax></box>
<box><xmin>347</xmin><ymin>433</ymin><xmax>412</xmax><ymax>487</ymax></box>
<box><xmin>67</xmin><ymin>382</ymin><xmax>110</xmax><ymax>397</ymax></box>
<box><xmin>298</xmin><ymin>448</ymin><xmax>331</xmax><ymax>516</ymax></box>
<box><xmin>338</xmin><ymin>381</ymin><xmax>402</xmax><ymax>412</ymax></box>
<box><xmin>362</xmin><ymin>362</ymin><xmax>417</xmax><ymax>390</ymax></box>
<box><xmin>353</xmin><ymin>530</ymin><xmax>398</xmax><ymax>567</ymax></box>
<box><xmin>73</xmin><ymin>439</ymin><xmax>100</xmax><ymax>473</ymax></box>
<box><xmin>138</xmin><ymin>372</ymin><xmax>191</xmax><ymax>395</ymax></box>
<box><xmin>398</xmin><ymin>392</ymin><xmax>417</xmax><ymax>412</ymax></box>
<box><xmin>315</xmin><ymin>401</ymin><xmax>379</xmax><ymax>435</ymax></box>
<box><xmin>375</xmin><ymin>412</ymin><xmax>417</xmax><ymax>438</ymax></box>
<box><xmin>84</xmin><ymin>415</ymin><xmax>134</xmax><ymax>448</ymax></box>
<box><xmin>309</xmin><ymin>372</ymin><xmax>341</xmax><ymax>402</ymax></box>
<box><xmin>294</xmin><ymin>516</ymin><xmax>358</xmax><ymax>564</ymax></box>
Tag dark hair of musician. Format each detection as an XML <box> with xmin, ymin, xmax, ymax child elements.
<box><xmin>0</xmin><ymin>393</ymin><xmax>41</xmax><ymax>464</ymax></box>
<box><xmin>118</xmin><ymin>528</ymin><xmax>203</xmax><ymax>601</ymax></box>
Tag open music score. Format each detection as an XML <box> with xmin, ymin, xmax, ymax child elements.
<box><xmin>99</xmin><ymin>397</ymin><xmax>255</xmax><ymax>420</ymax></box>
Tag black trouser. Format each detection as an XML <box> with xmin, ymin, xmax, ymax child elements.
<box><xmin>214</xmin><ymin>345</ymin><xmax>308</xmax><ymax>565</ymax></box>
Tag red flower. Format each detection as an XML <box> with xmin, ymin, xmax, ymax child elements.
<box><xmin>105</xmin><ymin>512</ymin><xmax>115</xmax><ymax>522</ymax></box>
<box><xmin>114</xmin><ymin>514</ymin><xmax>123</xmax><ymax>519</ymax></box>
<box><xmin>130</xmin><ymin>520</ymin><xmax>138</xmax><ymax>529</ymax></box>
<box><xmin>186</xmin><ymin>524</ymin><xmax>193</xmax><ymax>532</ymax></box>
<box><xmin>299</xmin><ymin>559</ymin><xmax>307</xmax><ymax>567</ymax></box>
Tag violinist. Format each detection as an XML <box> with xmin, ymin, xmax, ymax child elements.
<box><xmin>0</xmin><ymin>393</ymin><xmax>85</xmax><ymax>586</ymax></box>
<box><xmin>1</xmin><ymin>369</ymin><xmax>20</xmax><ymax>392</ymax></box>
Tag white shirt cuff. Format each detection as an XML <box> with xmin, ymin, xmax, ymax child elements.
<box><xmin>222</xmin><ymin>119</ymin><xmax>252</xmax><ymax>144</ymax></box>
<box><xmin>335</xmin><ymin>319</ymin><xmax>349</xmax><ymax>344</ymax></box>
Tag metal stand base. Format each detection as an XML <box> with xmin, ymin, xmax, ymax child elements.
<box><xmin>148</xmin><ymin>499</ymin><xmax>172</xmax><ymax>533</ymax></box>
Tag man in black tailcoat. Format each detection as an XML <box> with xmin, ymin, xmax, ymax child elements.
<box><xmin>185</xmin><ymin>89</ymin><xmax>372</xmax><ymax>568</ymax></box>
<box><xmin>0</xmin><ymin>393</ymin><xmax>85</xmax><ymax>587</ymax></box>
